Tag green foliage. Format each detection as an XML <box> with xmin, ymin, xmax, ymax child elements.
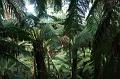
<box><xmin>64</xmin><ymin>0</ymin><xmax>90</xmax><ymax>38</ymax></box>
<box><xmin>0</xmin><ymin>26</ymin><xmax>32</xmax><ymax>41</ymax></box>
<box><xmin>36</xmin><ymin>0</ymin><xmax>47</xmax><ymax>17</ymax></box>
<box><xmin>54</xmin><ymin>0</ymin><xmax>62</xmax><ymax>11</ymax></box>
<box><xmin>1</xmin><ymin>0</ymin><xmax>120</xmax><ymax>79</ymax></box>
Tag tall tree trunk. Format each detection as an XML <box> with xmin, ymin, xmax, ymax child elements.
<box><xmin>92</xmin><ymin>10</ymin><xmax>112</xmax><ymax>79</ymax></box>
<box><xmin>71</xmin><ymin>48</ymin><xmax>78</xmax><ymax>79</ymax></box>
<box><xmin>103</xmin><ymin>33</ymin><xmax>120</xmax><ymax>79</ymax></box>
<box><xmin>33</xmin><ymin>39</ymin><xmax>47</xmax><ymax>79</ymax></box>
<box><xmin>92</xmin><ymin>1</ymin><xmax>120</xmax><ymax>78</ymax></box>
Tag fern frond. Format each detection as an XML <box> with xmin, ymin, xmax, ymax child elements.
<box><xmin>0</xmin><ymin>26</ymin><xmax>32</xmax><ymax>41</ymax></box>
<box><xmin>0</xmin><ymin>39</ymin><xmax>31</xmax><ymax>57</ymax></box>
<box><xmin>64</xmin><ymin>0</ymin><xmax>90</xmax><ymax>37</ymax></box>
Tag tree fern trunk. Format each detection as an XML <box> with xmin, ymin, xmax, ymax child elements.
<box><xmin>103</xmin><ymin>33</ymin><xmax>120</xmax><ymax>79</ymax></box>
<box><xmin>33</xmin><ymin>39</ymin><xmax>47</xmax><ymax>79</ymax></box>
<box><xmin>72</xmin><ymin>48</ymin><xmax>78</xmax><ymax>79</ymax></box>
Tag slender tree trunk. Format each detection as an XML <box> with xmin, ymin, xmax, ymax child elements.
<box><xmin>71</xmin><ymin>48</ymin><xmax>78</xmax><ymax>79</ymax></box>
<box><xmin>32</xmin><ymin>59</ymin><xmax>36</xmax><ymax>79</ymax></box>
<box><xmin>47</xmin><ymin>55</ymin><xmax>50</xmax><ymax>72</ymax></box>
<box><xmin>33</xmin><ymin>39</ymin><xmax>47</xmax><ymax>79</ymax></box>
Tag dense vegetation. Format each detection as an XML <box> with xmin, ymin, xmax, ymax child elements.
<box><xmin>0</xmin><ymin>0</ymin><xmax>120</xmax><ymax>79</ymax></box>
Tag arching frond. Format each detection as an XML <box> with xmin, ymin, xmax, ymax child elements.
<box><xmin>0</xmin><ymin>39</ymin><xmax>31</xmax><ymax>57</ymax></box>
<box><xmin>73</xmin><ymin>1</ymin><xmax>103</xmax><ymax>48</ymax></box>
<box><xmin>64</xmin><ymin>0</ymin><xmax>90</xmax><ymax>38</ymax></box>
<box><xmin>0</xmin><ymin>26</ymin><xmax>32</xmax><ymax>41</ymax></box>
<box><xmin>5</xmin><ymin>0</ymin><xmax>26</xmax><ymax>21</ymax></box>
<box><xmin>0</xmin><ymin>53</ymin><xmax>30</xmax><ymax>71</ymax></box>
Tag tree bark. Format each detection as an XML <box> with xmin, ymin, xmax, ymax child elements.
<box><xmin>103</xmin><ymin>33</ymin><xmax>120</xmax><ymax>79</ymax></box>
<box><xmin>92</xmin><ymin>9</ymin><xmax>112</xmax><ymax>79</ymax></box>
<box><xmin>71</xmin><ymin>48</ymin><xmax>78</xmax><ymax>79</ymax></box>
<box><xmin>33</xmin><ymin>39</ymin><xmax>47</xmax><ymax>79</ymax></box>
